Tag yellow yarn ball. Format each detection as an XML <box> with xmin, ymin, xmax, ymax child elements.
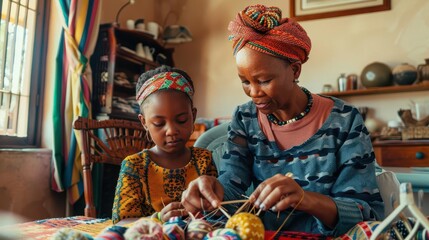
<box><xmin>225</xmin><ymin>212</ymin><xmax>264</xmax><ymax>240</ymax></box>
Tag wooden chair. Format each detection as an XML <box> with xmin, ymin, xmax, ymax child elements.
<box><xmin>73</xmin><ymin>116</ymin><xmax>153</xmax><ymax>217</ymax></box>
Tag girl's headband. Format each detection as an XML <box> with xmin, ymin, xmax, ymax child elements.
<box><xmin>136</xmin><ymin>72</ymin><xmax>194</xmax><ymax>105</ymax></box>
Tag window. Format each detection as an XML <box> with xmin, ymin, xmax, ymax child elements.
<box><xmin>0</xmin><ymin>0</ymin><xmax>49</xmax><ymax>147</ymax></box>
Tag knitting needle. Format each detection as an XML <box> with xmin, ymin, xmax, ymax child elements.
<box><xmin>220</xmin><ymin>199</ymin><xmax>249</xmax><ymax>205</ymax></box>
<box><xmin>235</xmin><ymin>200</ymin><xmax>250</xmax><ymax>214</ymax></box>
<box><xmin>218</xmin><ymin>205</ymin><xmax>231</xmax><ymax>219</ymax></box>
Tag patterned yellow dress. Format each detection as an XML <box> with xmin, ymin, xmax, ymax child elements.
<box><xmin>112</xmin><ymin>147</ymin><xmax>217</xmax><ymax>224</ymax></box>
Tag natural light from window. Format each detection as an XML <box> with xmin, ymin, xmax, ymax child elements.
<box><xmin>0</xmin><ymin>0</ymin><xmax>36</xmax><ymax>137</ymax></box>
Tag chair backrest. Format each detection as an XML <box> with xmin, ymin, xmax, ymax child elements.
<box><xmin>375</xmin><ymin>169</ymin><xmax>400</xmax><ymax>217</ymax></box>
<box><xmin>193</xmin><ymin>121</ymin><xmax>256</xmax><ymax>196</ymax></box>
<box><xmin>73</xmin><ymin>116</ymin><xmax>153</xmax><ymax>217</ymax></box>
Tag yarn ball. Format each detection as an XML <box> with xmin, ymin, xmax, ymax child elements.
<box><xmin>94</xmin><ymin>226</ymin><xmax>127</xmax><ymax>240</ymax></box>
<box><xmin>392</xmin><ymin>63</ymin><xmax>418</xmax><ymax>85</ymax></box>
<box><xmin>51</xmin><ymin>228</ymin><xmax>93</xmax><ymax>240</ymax></box>
<box><xmin>186</xmin><ymin>219</ymin><xmax>213</xmax><ymax>240</ymax></box>
<box><xmin>360</xmin><ymin>62</ymin><xmax>392</xmax><ymax>88</ymax></box>
<box><xmin>204</xmin><ymin>228</ymin><xmax>242</xmax><ymax>240</ymax></box>
<box><xmin>338</xmin><ymin>221</ymin><xmax>381</xmax><ymax>239</ymax></box>
<box><xmin>163</xmin><ymin>223</ymin><xmax>185</xmax><ymax>240</ymax></box>
<box><xmin>124</xmin><ymin>218</ymin><xmax>163</xmax><ymax>240</ymax></box>
<box><xmin>225</xmin><ymin>213</ymin><xmax>264</xmax><ymax>240</ymax></box>
<box><xmin>165</xmin><ymin>216</ymin><xmax>187</xmax><ymax>230</ymax></box>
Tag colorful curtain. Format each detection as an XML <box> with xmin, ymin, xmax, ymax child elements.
<box><xmin>51</xmin><ymin>0</ymin><xmax>102</xmax><ymax>205</ymax></box>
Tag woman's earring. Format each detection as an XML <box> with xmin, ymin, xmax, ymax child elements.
<box><xmin>293</xmin><ymin>79</ymin><xmax>300</xmax><ymax>84</ymax></box>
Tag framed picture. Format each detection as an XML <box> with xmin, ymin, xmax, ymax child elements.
<box><xmin>290</xmin><ymin>0</ymin><xmax>391</xmax><ymax>21</ymax></box>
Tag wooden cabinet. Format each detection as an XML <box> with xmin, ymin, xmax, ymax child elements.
<box><xmin>91</xmin><ymin>23</ymin><xmax>174</xmax><ymax>121</ymax></box>
<box><xmin>373</xmin><ymin>141</ymin><xmax>429</xmax><ymax>167</ymax></box>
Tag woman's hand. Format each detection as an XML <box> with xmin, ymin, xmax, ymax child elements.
<box><xmin>250</xmin><ymin>173</ymin><xmax>305</xmax><ymax>212</ymax></box>
<box><xmin>250</xmin><ymin>173</ymin><xmax>338</xmax><ymax>228</ymax></box>
<box><xmin>159</xmin><ymin>202</ymin><xmax>186</xmax><ymax>223</ymax></box>
<box><xmin>181</xmin><ymin>175</ymin><xmax>224</xmax><ymax>214</ymax></box>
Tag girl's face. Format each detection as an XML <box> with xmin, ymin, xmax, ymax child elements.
<box><xmin>235</xmin><ymin>47</ymin><xmax>302</xmax><ymax>115</ymax></box>
<box><xmin>139</xmin><ymin>90</ymin><xmax>196</xmax><ymax>154</ymax></box>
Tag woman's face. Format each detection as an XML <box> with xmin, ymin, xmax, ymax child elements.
<box><xmin>235</xmin><ymin>47</ymin><xmax>301</xmax><ymax>114</ymax></box>
<box><xmin>139</xmin><ymin>90</ymin><xmax>196</xmax><ymax>154</ymax></box>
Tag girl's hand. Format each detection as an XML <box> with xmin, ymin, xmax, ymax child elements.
<box><xmin>181</xmin><ymin>175</ymin><xmax>224</xmax><ymax>214</ymax></box>
<box><xmin>159</xmin><ymin>202</ymin><xmax>187</xmax><ymax>223</ymax></box>
<box><xmin>250</xmin><ymin>173</ymin><xmax>305</xmax><ymax>212</ymax></box>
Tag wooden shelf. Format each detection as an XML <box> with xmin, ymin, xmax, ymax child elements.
<box><xmin>116</xmin><ymin>47</ymin><xmax>159</xmax><ymax>68</ymax></box>
<box><xmin>321</xmin><ymin>82</ymin><xmax>429</xmax><ymax>97</ymax></box>
<box><xmin>92</xmin><ymin>23</ymin><xmax>175</xmax><ymax>119</ymax></box>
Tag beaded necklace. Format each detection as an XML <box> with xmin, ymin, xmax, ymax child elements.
<box><xmin>267</xmin><ymin>87</ymin><xmax>313</xmax><ymax>126</ymax></box>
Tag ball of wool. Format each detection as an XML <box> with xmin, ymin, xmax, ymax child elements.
<box><xmin>186</xmin><ymin>219</ymin><xmax>213</xmax><ymax>240</ymax></box>
<box><xmin>338</xmin><ymin>221</ymin><xmax>381</xmax><ymax>239</ymax></box>
<box><xmin>225</xmin><ymin>213</ymin><xmax>264</xmax><ymax>240</ymax></box>
<box><xmin>163</xmin><ymin>223</ymin><xmax>185</xmax><ymax>240</ymax></box>
<box><xmin>51</xmin><ymin>228</ymin><xmax>92</xmax><ymax>240</ymax></box>
<box><xmin>203</xmin><ymin>228</ymin><xmax>242</xmax><ymax>240</ymax></box>
<box><xmin>123</xmin><ymin>218</ymin><xmax>163</xmax><ymax>240</ymax></box>
<box><xmin>94</xmin><ymin>226</ymin><xmax>127</xmax><ymax>240</ymax></box>
<box><xmin>165</xmin><ymin>216</ymin><xmax>187</xmax><ymax>230</ymax></box>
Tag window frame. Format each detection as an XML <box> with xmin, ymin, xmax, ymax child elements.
<box><xmin>0</xmin><ymin>0</ymin><xmax>50</xmax><ymax>148</ymax></box>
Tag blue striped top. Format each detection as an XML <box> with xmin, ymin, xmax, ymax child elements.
<box><xmin>218</xmin><ymin>96</ymin><xmax>384</xmax><ymax>237</ymax></box>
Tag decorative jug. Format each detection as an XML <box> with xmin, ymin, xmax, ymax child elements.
<box><xmin>417</xmin><ymin>58</ymin><xmax>429</xmax><ymax>81</ymax></box>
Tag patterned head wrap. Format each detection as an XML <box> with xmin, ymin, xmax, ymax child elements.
<box><xmin>228</xmin><ymin>4</ymin><xmax>312</xmax><ymax>63</ymax></box>
<box><xmin>136</xmin><ymin>71</ymin><xmax>194</xmax><ymax>105</ymax></box>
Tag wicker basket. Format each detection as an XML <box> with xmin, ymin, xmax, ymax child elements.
<box><xmin>401</xmin><ymin>126</ymin><xmax>429</xmax><ymax>140</ymax></box>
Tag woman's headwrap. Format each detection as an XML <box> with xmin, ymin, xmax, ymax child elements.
<box><xmin>228</xmin><ymin>4</ymin><xmax>312</xmax><ymax>63</ymax></box>
<box><xmin>136</xmin><ymin>71</ymin><xmax>194</xmax><ymax>105</ymax></box>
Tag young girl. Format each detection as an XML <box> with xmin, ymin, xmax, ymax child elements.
<box><xmin>112</xmin><ymin>66</ymin><xmax>217</xmax><ymax>224</ymax></box>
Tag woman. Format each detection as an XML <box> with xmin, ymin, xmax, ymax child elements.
<box><xmin>181</xmin><ymin>4</ymin><xmax>384</xmax><ymax>237</ymax></box>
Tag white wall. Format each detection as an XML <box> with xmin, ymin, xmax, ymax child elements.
<box><xmin>0</xmin><ymin>149</ymin><xmax>65</xmax><ymax>220</ymax></box>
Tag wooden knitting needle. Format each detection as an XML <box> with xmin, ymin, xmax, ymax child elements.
<box><xmin>235</xmin><ymin>200</ymin><xmax>250</xmax><ymax>214</ymax></box>
<box><xmin>256</xmin><ymin>208</ymin><xmax>263</xmax><ymax>216</ymax></box>
<box><xmin>218</xmin><ymin>205</ymin><xmax>231</xmax><ymax>219</ymax></box>
<box><xmin>220</xmin><ymin>199</ymin><xmax>249</xmax><ymax>205</ymax></box>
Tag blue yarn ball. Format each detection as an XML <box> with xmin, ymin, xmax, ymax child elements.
<box><xmin>163</xmin><ymin>223</ymin><xmax>185</xmax><ymax>240</ymax></box>
<box><xmin>204</xmin><ymin>228</ymin><xmax>242</xmax><ymax>240</ymax></box>
<box><xmin>94</xmin><ymin>226</ymin><xmax>127</xmax><ymax>240</ymax></box>
<box><xmin>165</xmin><ymin>216</ymin><xmax>187</xmax><ymax>230</ymax></box>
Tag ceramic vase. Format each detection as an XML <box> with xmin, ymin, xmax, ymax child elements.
<box><xmin>360</xmin><ymin>62</ymin><xmax>393</xmax><ymax>88</ymax></box>
<box><xmin>392</xmin><ymin>63</ymin><xmax>418</xmax><ymax>85</ymax></box>
<box><xmin>417</xmin><ymin>58</ymin><xmax>429</xmax><ymax>81</ymax></box>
